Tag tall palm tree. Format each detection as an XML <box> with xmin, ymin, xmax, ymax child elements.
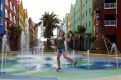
<box><xmin>41</xmin><ymin>12</ymin><xmax>60</xmax><ymax>48</ymax></box>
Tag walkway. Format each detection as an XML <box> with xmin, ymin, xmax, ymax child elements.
<box><xmin>5</xmin><ymin>68</ymin><xmax>121</xmax><ymax>80</ymax></box>
<box><xmin>0</xmin><ymin>74</ymin><xmax>57</xmax><ymax>80</ymax></box>
<box><xmin>85</xmin><ymin>75</ymin><xmax>121</xmax><ymax>80</ymax></box>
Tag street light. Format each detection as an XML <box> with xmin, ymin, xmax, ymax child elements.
<box><xmin>96</xmin><ymin>0</ymin><xmax>104</xmax><ymax>54</ymax></box>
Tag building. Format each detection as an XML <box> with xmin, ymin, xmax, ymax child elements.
<box><xmin>66</xmin><ymin>0</ymin><xmax>82</xmax><ymax>33</ymax></box>
<box><xmin>18</xmin><ymin>0</ymin><xmax>28</xmax><ymax>31</ymax></box>
<box><xmin>0</xmin><ymin>0</ymin><xmax>4</xmax><ymax>37</ymax></box>
<box><xmin>82</xmin><ymin>0</ymin><xmax>94</xmax><ymax>34</ymax></box>
<box><xmin>63</xmin><ymin>0</ymin><xmax>94</xmax><ymax>50</ymax></box>
<box><xmin>81</xmin><ymin>0</ymin><xmax>94</xmax><ymax>49</ymax></box>
<box><xmin>70</xmin><ymin>4</ymin><xmax>76</xmax><ymax>32</ymax></box>
<box><xmin>4</xmin><ymin>0</ymin><xmax>18</xmax><ymax>29</ymax></box>
<box><xmin>67</xmin><ymin>14</ymin><xmax>70</xmax><ymax>33</ymax></box>
<box><xmin>117</xmin><ymin>0</ymin><xmax>121</xmax><ymax>52</ymax></box>
<box><xmin>74</xmin><ymin>0</ymin><xmax>82</xmax><ymax>31</ymax></box>
<box><xmin>0</xmin><ymin>0</ymin><xmax>18</xmax><ymax>37</ymax></box>
<box><xmin>28</xmin><ymin>17</ymin><xmax>37</xmax><ymax>48</ymax></box>
<box><xmin>95</xmin><ymin>0</ymin><xmax>121</xmax><ymax>52</ymax></box>
<box><xmin>23</xmin><ymin>9</ymin><xmax>28</xmax><ymax>30</ymax></box>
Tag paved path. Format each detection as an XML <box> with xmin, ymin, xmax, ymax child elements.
<box><xmin>0</xmin><ymin>74</ymin><xmax>57</xmax><ymax>80</ymax></box>
<box><xmin>84</xmin><ymin>75</ymin><xmax>121</xmax><ymax>80</ymax></box>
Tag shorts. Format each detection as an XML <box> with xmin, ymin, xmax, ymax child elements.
<box><xmin>56</xmin><ymin>48</ymin><xmax>65</xmax><ymax>53</ymax></box>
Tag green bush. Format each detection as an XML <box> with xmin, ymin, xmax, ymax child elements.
<box><xmin>44</xmin><ymin>47</ymin><xmax>55</xmax><ymax>52</ymax></box>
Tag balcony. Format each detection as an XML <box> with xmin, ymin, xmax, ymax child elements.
<box><xmin>104</xmin><ymin>20</ymin><xmax>116</xmax><ymax>26</ymax></box>
<box><xmin>104</xmin><ymin>3</ymin><xmax>116</xmax><ymax>9</ymax></box>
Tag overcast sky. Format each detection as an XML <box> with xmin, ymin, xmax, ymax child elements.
<box><xmin>22</xmin><ymin>0</ymin><xmax>76</xmax><ymax>23</ymax></box>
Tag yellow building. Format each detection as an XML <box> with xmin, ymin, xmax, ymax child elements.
<box><xmin>67</xmin><ymin>14</ymin><xmax>70</xmax><ymax>33</ymax></box>
<box><xmin>18</xmin><ymin>0</ymin><xmax>28</xmax><ymax>31</ymax></box>
<box><xmin>28</xmin><ymin>18</ymin><xmax>37</xmax><ymax>47</ymax></box>
<box><xmin>23</xmin><ymin>9</ymin><xmax>28</xmax><ymax>30</ymax></box>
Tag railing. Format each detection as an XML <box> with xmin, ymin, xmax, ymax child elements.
<box><xmin>104</xmin><ymin>20</ymin><xmax>116</xmax><ymax>26</ymax></box>
<box><xmin>104</xmin><ymin>3</ymin><xmax>116</xmax><ymax>9</ymax></box>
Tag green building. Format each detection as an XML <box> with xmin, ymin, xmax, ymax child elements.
<box><xmin>70</xmin><ymin>0</ymin><xmax>82</xmax><ymax>50</ymax></box>
<box><xmin>70</xmin><ymin>4</ymin><xmax>76</xmax><ymax>32</ymax></box>
<box><xmin>70</xmin><ymin>0</ymin><xmax>82</xmax><ymax>32</ymax></box>
<box><xmin>63</xmin><ymin>0</ymin><xmax>94</xmax><ymax>51</ymax></box>
<box><xmin>81</xmin><ymin>0</ymin><xmax>94</xmax><ymax>50</ymax></box>
<box><xmin>74</xmin><ymin>0</ymin><xmax>82</xmax><ymax>31</ymax></box>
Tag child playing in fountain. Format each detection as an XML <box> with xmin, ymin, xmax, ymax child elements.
<box><xmin>51</xmin><ymin>30</ymin><xmax>77</xmax><ymax>71</ymax></box>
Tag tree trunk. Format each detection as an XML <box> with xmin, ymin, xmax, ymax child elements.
<box><xmin>47</xmin><ymin>39</ymin><xmax>51</xmax><ymax>48</ymax></box>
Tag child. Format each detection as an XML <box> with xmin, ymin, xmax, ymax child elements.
<box><xmin>54</xmin><ymin>30</ymin><xmax>77</xmax><ymax>71</ymax></box>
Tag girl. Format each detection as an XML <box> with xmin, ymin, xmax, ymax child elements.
<box><xmin>55</xmin><ymin>31</ymin><xmax>77</xmax><ymax>71</ymax></box>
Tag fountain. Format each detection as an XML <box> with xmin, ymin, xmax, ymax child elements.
<box><xmin>20</xmin><ymin>21</ymin><xmax>30</xmax><ymax>56</ymax></box>
<box><xmin>26</xmin><ymin>21</ymin><xmax>30</xmax><ymax>55</ymax></box>
<box><xmin>87</xmin><ymin>50</ymin><xmax>90</xmax><ymax>69</ymax></box>
<box><xmin>110</xmin><ymin>43</ymin><xmax>119</xmax><ymax>69</ymax></box>
<box><xmin>37</xmin><ymin>22</ymin><xmax>44</xmax><ymax>56</ymax></box>
<box><xmin>17</xmin><ymin>20</ymin><xmax>45</xmax><ymax>70</ymax></box>
<box><xmin>0</xmin><ymin>34</ymin><xmax>10</xmax><ymax>73</ymax></box>
<box><xmin>20</xmin><ymin>31</ymin><xmax>26</xmax><ymax>55</ymax></box>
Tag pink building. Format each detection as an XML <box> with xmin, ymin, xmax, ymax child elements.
<box><xmin>4</xmin><ymin>0</ymin><xmax>18</xmax><ymax>30</ymax></box>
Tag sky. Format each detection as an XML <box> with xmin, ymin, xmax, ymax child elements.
<box><xmin>22</xmin><ymin>0</ymin><xmax>76</xmax><ymax>23</ymax></box>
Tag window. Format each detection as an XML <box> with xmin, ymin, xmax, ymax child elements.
<box><xmin>5</xmin><ymin>8</ymin><xmax>8</xmax><ymax>18</ymax></box>
<box><xmin>89</xmin><ymin>8</ymin><xmax>91</xmax><ymax>14</ymax></box>
<box><xmin>104</xmin><ymin>20</ymin><xmax>116</xmax><ymax>26</ymax></box>
<box><xmin>14</xmin><ymin>16</ymin><xmax>16</xmax><ymax>23</ymax></box>
<box><xmin>89</xmin><ymin>21</ymin><xmax>91</xmax><ymax>27</ymax></box>
<box><xmin>14</xmin><ymin>6</ymin><xmax>16</xmax><ymax>13</ymax></box>
<box><xmin>86</xmin><ymin>0</ymin><xmax>87</xmax><ymax>4</ymax></box>
<box><xmin>5</xmin><ymin>21</ymin><xmax>7</xmax><ymax>27</ymax></box>
<box><xmin>86</xmin><ymin>23</ymin><xmax>87</xmax><ymax>28</ymax></box>
<box><xmin>77</xmin><ymin>18</ymin><xmax>78</xmax><ymax>23</ymax></box>
<box><xmin>10</xmin><ymin>13</ymin><xmax>12</xmax><ymax>21</ymax></box>
<box><xmin>0</xmin><ymin>3</ymin><xmax>3</xmax><ymax>11</ymax></box>
<box><xmin>83</xmin><ymin>13</ymin><xmax>84</xmax><ymax>18</ymax></box>
<box><xmin>0</xmin><ymin>17</ymin><xmax>3</xmax><ymax>25</ymax></box>
<box><xmin>86</xmin><ymin>11</ymin><xmax>87</xmax><ymax>16</ymax></box>
<box><xmin>79</xmin><ymin>17</ymin><xmax>80</xmax><ymax>21</ymax></box>
<box><xmin>10</xmin><ymin>1</ymin><xmax>12</xmax><ymax>10</ymax></box>
<box><xmin>104</xmin><ymin>3</ymin><xmax>116</xmax><ymax>9</ymax></box>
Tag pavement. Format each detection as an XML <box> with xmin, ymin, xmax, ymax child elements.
<box><xmin>0</xmin><ymin>73</ymin><xmax>57</xmax><ymax>80</ymax></box>
<box><xmin>85</xmin><ymin>75</ymin><xmax>121</xmax><ymax>80</ymax></box>
<box><xmin>1</xmin><ymin>51</ymin><xmax>121</xmax><ymax>80</ymax></box>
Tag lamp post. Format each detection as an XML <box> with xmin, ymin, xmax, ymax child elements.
<box><xmin>96</xmin><ymin>0</ymin><xmax>104</xmax><ymax>54</ymax></box>
<box><xmin>96</xmin><ymin>0</ymin><xmax>104</xmax><ymax>35</ymax></box>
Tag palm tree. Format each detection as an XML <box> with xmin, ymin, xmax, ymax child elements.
<box><xmin>40</xmin><ymin>12</ymin><xmax>60</xmax><ymax>48</ymax></box>
<box><xmin>77</xmin><ymin>25</ymin><xmax>86</xmax><ymax>35</ymax></box>
<box><xmin>77</xmin><ymin>25</ymin><xmax>86</xmax><ymax>50</ymax></box>
<box><xmin>8</xmin><ymin>24</ymin><xmax>22</xmax><ymax>50</ymax></box>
